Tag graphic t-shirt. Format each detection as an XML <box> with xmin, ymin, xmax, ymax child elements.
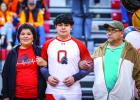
<box><xmin>41</xmin><ymin>37</ymin><xmax>92</xmax><ymax>94</ymax></box>
<box><xmin>16</xmin><ymin>46</ymin><xmax>38</xmax><ymax>98</ymax></box>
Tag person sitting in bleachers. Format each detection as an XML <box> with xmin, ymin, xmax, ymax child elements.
<box><xmin>35</xmin><ymin>0</ymin><xmax>50</xmax><ymax>20</ymax></box>
<box><xmin>20</xmin><ymin>0</ymin><xmax>46</xmax><ymax>46</ymax></box>
<box><xmin>11</xmin><ymin>0</ymin><xmax>27</xmax><ymax>17</ymax></box>
<box><xmin>10</xmin><ymin>0</ymin><xmax>27</xmax><ymax>27</ymax></box>
<box><xmin>3</xmin><ymin>0</ymin><xmax>13</xmax><ymax>11</ymax></box>
<box><xmin>0</xmin><ymin>2</ymin><xmax>16</xmax><ymax>50</ymax></box>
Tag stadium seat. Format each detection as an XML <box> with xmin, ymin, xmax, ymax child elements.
<box><xmin>111</xmin><ymin>0</ymin><xmax>120</xmax><ymax>9</ymax></box>
<box><xmin>0</xmin><ymin>49</ymin><xmax>10</xmax><ymax>60</ymax></box>
<box><xmin>111</xmin><ymin>12</ymin><xmax>122</xmax><ymax>21</ymax></box>
<box><xmin>43</xmin><ymin>22</ymin><xmax>50</xmax><ymax>33</ymax></box>
<box><xmin>44</xmin><ymin>11</ymin><xmax>50</xmax><ymax>20</ymax></box>
<box><xmin>123</xmin><ymin>23</ymin><xmax>129</xmax><ymax>28</ymax></box>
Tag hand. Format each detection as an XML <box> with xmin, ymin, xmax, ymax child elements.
<box><xmin>134</xmin><ymin>87</ymin><xmax>139</xmax><ymax>99</ymax></box>
<box><xmin>79</xmin><ymin>60</ymin><xmax>93</xmax><ymax>70</ymax></box>
<box><xmin>36</xmin><ymin>56</ymin><xmax>47</xmax><ymax>67</ymax></box>
<box><xmin>48</xmin><ymin>76</ymin><xmax>59</xmax><ymax>87</ymax></box>
<box><xmin>3</xmin><ymin>98</ymin><xmax>9</xmax><ymax>100</ymax></box>
<box><xmin>63</xmin><ymin>76</ymin><xmax>75</xmax><ymax>87</ymax></box>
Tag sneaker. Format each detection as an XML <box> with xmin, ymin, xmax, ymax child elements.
<box><xmin>7</xmin><ymin>43</ymin><xmax>12</xmax><ymax>50</ymax></box>
<box><xmin>0</xmin><ymin>39</ymin><xmax>2</xmax><ymax>45</ymax></box>
<box><xmin>0</xmin><ymin>35</ymin><xmax>5</xmax><ymax>45</ymax></box>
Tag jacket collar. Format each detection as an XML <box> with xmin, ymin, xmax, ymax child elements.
<box><xmin>98</xmin><ymin>40</ymin><xmax>134</xmax><ymax>58</ymax></box>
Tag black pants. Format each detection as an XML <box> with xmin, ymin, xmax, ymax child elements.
<box><xmin>14</xmin><ymin>97</ymin><xmax>37</xmax><ymax>100</ymax></box>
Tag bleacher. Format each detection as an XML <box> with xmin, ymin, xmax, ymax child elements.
<box><xmin>47</xmin><ymin>0</ymin><xmax>121</xmax><ymax>46</ymax></box>
<box><xmin>0</xmin><ymin>0</ymin><xmax>122</xmax><ymax>99</ymax></box>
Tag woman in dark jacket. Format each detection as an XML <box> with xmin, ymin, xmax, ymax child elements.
<box><xmin>1</xmin><ymin>23</ymin><xmax>46</xmax><ymax>100</ymax></box>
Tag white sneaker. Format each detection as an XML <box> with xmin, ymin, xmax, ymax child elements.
<box><xmin>0</xmin><ymin>39</ymin><xmax>2</xmax><ymax>45</ymax></box>
<box><xmin>0</xmin><ymin>35</ymin><xmax>5</xmax><ymax>45</ymax></box>
<box><xmin>7</xmin><ymin>44</ymin><xmax>12</xmax><ymax>50</ymax></box>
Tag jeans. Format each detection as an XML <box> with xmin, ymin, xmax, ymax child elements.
<box><xmin>0</xmin><ymin>22</ymin><xmax>15</xmax><ymax>42</ymax></box>
<box><xmin>120</xmin><ymin>4</ymin><xmax>129</xmax><ymax>23</ymax></box>
<box><xmin>72</xmin><ymin>0</ymin><xmax>93</xmax><ymax>53</ymax></box>
<box><xmin>72</xmin><ymin>0</ymin><xmax>92</xmax><ymax>38</ymax></box>
<box><xmin>72</xmin><ymin>16</ymin><xmax>92</xmax><ymax>38</ymax></box>
<box><xmin>72</xmin><ymin>0</ymin><xmax>89</xmax><ymax>14</ymax></box>
<box><xmin>14</xmin><ymin>97</ymin><xmax>37</xmax><ymax>100</ymax></box>
<box><xmin>36</xmin><ymin>25</ymin><xmax>46</xmax><ymax>46</ymax></box>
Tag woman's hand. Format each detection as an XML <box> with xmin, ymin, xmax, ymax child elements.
<box><xmin>3</xmin><ymin>98</ymin><xmax>9</xmax><ymax>100</ymax></box>
<box><xmin>36</xmin><ymin>56</ymin><xmax>47</xmax><ymax>67</ymax></box>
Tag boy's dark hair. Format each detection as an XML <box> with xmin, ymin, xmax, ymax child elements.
<box><xmin>53</xmin><ymin>14</ymin><xmax>74</xmax><ymax>26</ymax></box>
<box><xmin>17</xmin><ymin>23</ymin><xmax>37</xmax><ymax>44</ymax></box>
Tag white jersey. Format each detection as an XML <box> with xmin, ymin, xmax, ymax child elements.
<box><xmin>41</xmin><ymin>37</ymin><xmax>91</xmax><ymax>95</ymax></box>
<box><xmin>125</xmin><ymin>31</ymin><xmax>140</xmax><ymax>50</ymax></box>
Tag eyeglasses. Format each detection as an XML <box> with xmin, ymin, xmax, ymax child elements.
<box><xmin>106</xmin><ymin>29</ymin><xmax>121</xmax><ymax>33</ymax></box>
<box><xmin>28</xmin><ymin>3</ymin><xmax>35</xmax><ymax>6</ymax></box>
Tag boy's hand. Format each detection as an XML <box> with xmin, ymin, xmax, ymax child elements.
<box><xmin>48</xmin><ymin>76</ymin><xmax>59</xmax><ymax>87</ymax></box>
<box><xmin>63</xmin><ymin>76</ymin><xmax>75</xmax><ymax>87</ymax></box>
<box><xmin>79</xmin><ymin>60</ymin><xmax>93</xmax><ymax>70</ymax></box>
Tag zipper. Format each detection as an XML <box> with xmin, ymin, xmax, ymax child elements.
<box><xmin>101</xmin><ymin>56</ymin><xmax>110</xmax><ymax>100</ymax></box>
<box><xmin>100</xmin><ymin>42</ymin><xmax>128</xmax><ymax>100</ymax></box>
<box><xmin>107</xmin><ymin>93</ymin><xmax>109</xmax><ymax>100</ymax></box>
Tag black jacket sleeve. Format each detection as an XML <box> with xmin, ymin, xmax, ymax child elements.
<box><xmin>1</xmin><ymin>51</ymin><xmax>12</xmax><ymax>98</ymax></box>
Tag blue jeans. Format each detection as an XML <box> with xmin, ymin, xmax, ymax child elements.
<box><xmin>72</xmin><ymin>0</ymin><xmax>94</xmax><ymax>54</ymax></box>
<box><xmin>72</xmin><ymin>0</ymin><xmax>90</xmax><ymax>14</ymax></box>
<box><xmin>0</xmin><ymin>22</ymin><xmax>15</xmax><ymax>42</ymax></box>
<box><xmin>120</xmin><ymin>4</ymin><xmax>129</xmax><ymax>23</ymax></box>
<box><xmin>72</xmin><ymin>16</ymin><xmax>92</xmax><ymax>38</ymax></box>
<box><xmin>36</xmin><ymin>25</ymin><xmax>46</xmax><ymax>46</ymax></box>
<box><xmin>72</xmin><ymin>0</ymin><xmax>91</xmax><ymax>38</ymax></box>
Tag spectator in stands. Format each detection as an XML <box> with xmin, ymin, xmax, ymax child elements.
<box><xmin>10</xmin><ymin>0</ymin><xmax>27</xmax><ymax>27</ymax></box>
<box><xmin>33</xmin><ymin>0</ymin><xmax>50</xmax><ymax>20</ymax></box>
<box><xmin>71</xmin><ymin>0</ymin><xmax>92</xmax><ymax>39</ymax></box>
<box><xmin>20</xmin><ymin>0</ymin><xmax>46</xmax><ymax>46</ymax></box>
<box><xmin>38</xmin><ymin>14</ymin><xmax>93</xmax><ymax>100</ymax></box>
<box><xmin>120</xmin><ymin>4</ymin><xmax>132</xmax><ymax>27</ymax></box>
<box><xmin>0</xmin><ymin>2</ymin><xmax>16</xmax><ymax>50</ymax></box>
<box><xmin>1</xmin><ymin>23</ymin><xmax>46</xmax><ymax>100</ymax></box>
<box><xmin>3</xmin><ymin>0</ymin><xmax>16</xmax><ymax>11</ymax></box>
<box><xmin>11</xmin><ymin>0</ymin><xmax>27</xmax><ymax>17</ymax></box>
<box><xmin>36</xmin><ymin>0</ymin><xmax>48</xmax><ymax>11</ymax></box>
<box><xmin>71</xmin><ymin>0</ymin><xmax>94</xmax><ymax>54</ymax></box>
<box><xmin>90</xmin><ymin>20</ymin><xmax>140</xmax><ymax>100</ymax></box>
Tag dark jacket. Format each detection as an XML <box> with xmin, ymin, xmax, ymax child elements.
<box><xmin>1</xmin><ymin>45</ymin><xmax>46</xmax><ymax>100</ymax></box>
